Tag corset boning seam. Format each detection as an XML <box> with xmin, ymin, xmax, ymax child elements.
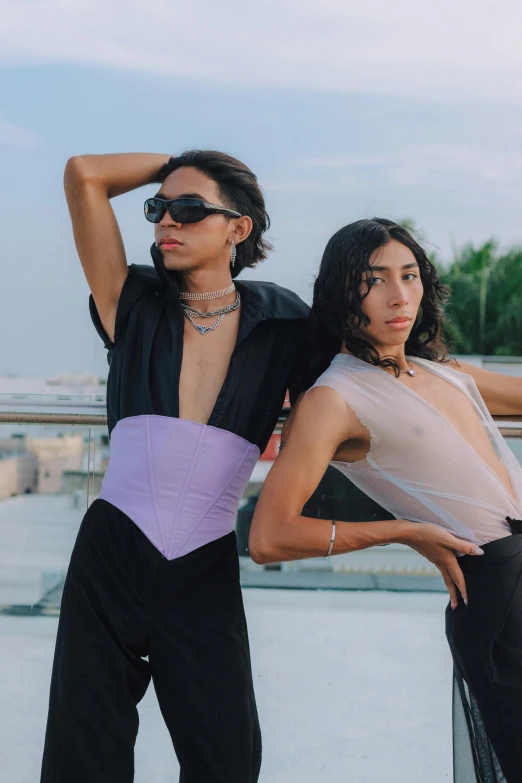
<box><xmin>174</xmin><ymin>439</ymin><xmax>256</xmax><ymax>557</ymax></box>
<box><xmin>165</xmin><ymin>424</ymin><xmax>206</xmax><ymax>559</ymax></box>
<box><xmin>99</xmin><ymin>415</ymin><xmax>261</xmax><ymax>560</ymax></box>
<box><xmin>145</xmin><ymin>415</ymin><xmax>168</xmax><ymax>556</ymax></box>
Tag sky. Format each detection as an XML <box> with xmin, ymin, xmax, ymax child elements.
<box><xmin>1</xmin><ymin>0</ymin><xmax>522</xmax><ymax>377</ymax></box>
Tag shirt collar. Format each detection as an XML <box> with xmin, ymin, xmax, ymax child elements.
<box><xmin>150</xmin><ymin>242</ymin><xmax>180</xmax><ymax>295</ymax></box>
<box><xmin>235</xmin><ymin>280</ymin><xmax>309</xmax><ymax>322</ymax></box>
<box><xmin>150</xmin><ymin>242</ymin><xmax>309</xmax><ymax>323</ymax></box>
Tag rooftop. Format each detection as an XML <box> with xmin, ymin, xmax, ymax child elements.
<box><xmin>1</xmin><ymin>589</ymin><xmax>452</xmax><ymax>783</ymax></box>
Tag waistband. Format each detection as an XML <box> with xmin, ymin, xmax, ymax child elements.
<box><xmin>459</xmin><ymin>516</ymin><xmax>522</xmax><ymax>571</ymax></box>
<box><xmin>99</xmin><ymin>415</ymin><xmax>260</xmax><ymax>560</ymax></box>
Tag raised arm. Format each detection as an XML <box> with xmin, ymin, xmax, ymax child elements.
<box><xmin>451</xmin><ymin>360</ymin><xmax>522</xmax><ymax>416</ymax></box>
<box><xmin>64</xmin><ymin>152</ymin><xmax>170</xmax><ymax>342</ymax></box>
<box><xmin>249</xmin><ymin>386</ymin><xmax>483</xmax><ymax>606</ymax></box>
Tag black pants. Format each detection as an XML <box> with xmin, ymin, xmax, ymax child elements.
<box><xmin>40</xmin><ymin>499</ymin><xmax>261</xmax><ymax>783</ymax></box>
<box><xmin>446</xmin><ymin>532</ymin><xmax>522</xmax><ymax>783</ymax></box>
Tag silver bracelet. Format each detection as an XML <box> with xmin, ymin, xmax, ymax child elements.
<box><xmin>325</xmin><ymin>520</ymin><xmax>336</xmax><ymax>558</ymax></box>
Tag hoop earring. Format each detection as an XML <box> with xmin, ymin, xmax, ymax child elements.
<box><xmin>230</xmin><ymin>240</ymin><xmax>237</xmax><ymax>268</ymax></box>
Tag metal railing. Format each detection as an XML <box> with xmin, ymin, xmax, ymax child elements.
<box><xmin>1</xmin><ymin>397</ymin><xmax>521</xmax><ymax>435</ymax></box>
<box><xmin>0</xmin><ymin>397</ymin><xmax>107</xmax><ymax>426</ymax></box>
<box><xmin>1</xmin><ymin>397</ymin><xmax>521</xmax><ymax>602</ymax></box>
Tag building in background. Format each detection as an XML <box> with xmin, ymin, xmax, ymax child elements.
<box><xmin>25</xmin><ymin>434</ymin><xmax>84</xmax><ymax>493</ymax></box>
<box><xmin>0</xmin><ymin>438</ymin><xmax>38</xmax><ymax>501</ymax></box>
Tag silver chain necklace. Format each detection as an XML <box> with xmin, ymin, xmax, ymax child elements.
<box><xmin>179</xmin><ymin>283</ymin><xmax>236</xmax><ymax>301</ymax></box>
<box><xmin>181</xmin><ymin>291</ymin><xmax>241</xmax><ymax>335</ymax></box>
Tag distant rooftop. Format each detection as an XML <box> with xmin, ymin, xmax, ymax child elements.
<box><xmin>0</xmin><ymin>373</ymin><xmax>106</xmax><ymax>398</ymax></box>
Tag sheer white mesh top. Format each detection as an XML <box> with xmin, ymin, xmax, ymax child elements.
<box><xmin>312</xmin><ymin>354</ymin><xmax>522</xmax><ymax>545</ymax></box>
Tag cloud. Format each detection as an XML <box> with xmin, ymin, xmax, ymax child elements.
<box><xmin>302</xmin><ymin>145</ymin><xmax>522</xmax><ymax>191</ymax></box>
<box><xmin>263</xmin><ymin>178</ymin><xmax>351</xmax><ymax>193</ymax></box>
<box><xmin>1</xmin><ymin>0</ymin><xmax>522</xmax><ymax>101</ymax></box>
<box><xmin>0</xmin><ymin>119</ymin><xmax>41</xmax><ymax>149</ymax></box>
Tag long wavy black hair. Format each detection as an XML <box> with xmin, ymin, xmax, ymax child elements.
<box><xmin>292</xmin><ymin>218</ymin><xmax>450</xmax><ymax>399</ymax></box>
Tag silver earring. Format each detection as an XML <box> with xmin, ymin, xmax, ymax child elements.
<box><xmin>230</xmin><ymin>240</ymin><xmax>237</xmax><ymax>268</ymax></box>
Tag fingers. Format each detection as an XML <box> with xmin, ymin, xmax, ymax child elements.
<box><xmin>439</xmin><ymin>552</ymin><xmax>468</xmax><ymax>608</ymax></box>
<box><xmin>417</xmin><ymin>525</ymin><xmax>483</xmax><ymax>558</ymax></box>
<box><xmin>445</xmin><ymin>558</ymin><xmax>467</xmax><ymax>606</ymax></box>
<box><xmin>458</xmin><ymin>541</ymin><xmax>483</xmax><ymax>557</ymax></box>
<box><xmin>408</xmin><ymin>525</ymin><xmax>479</xmax><ymax>608</ymax></box>
<box><xmin>444</xmin><ymin>532</ymin><xmax>483</xmax><ymax>557</ymax></box>
<box><xmin>440</xmin><ymin>567</ymin><xmax>459</xmax><ymax>609</ymax></box>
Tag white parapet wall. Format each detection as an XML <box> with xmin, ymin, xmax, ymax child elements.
<box><xmin>277</xmin><ymin>545</ymin><xmax>438</xmax><ymax>576</ymax></box>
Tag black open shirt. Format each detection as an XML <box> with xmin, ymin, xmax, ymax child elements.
<box><xmin>90</xmin><ymin>244</ymin><xmax>310</xmax><ymax>453</ymax></box>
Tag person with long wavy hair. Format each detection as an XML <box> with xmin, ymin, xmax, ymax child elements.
<box><xmin>250</xmin><ymin>218</ymin><xmax>522</xmax><ymax>782</ymax></box>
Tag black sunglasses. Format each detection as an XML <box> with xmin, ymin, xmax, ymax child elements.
<box><xmin>144</xmin><ymin>197</ymin><xmax>242</xmax><ymax>224</ymax></box>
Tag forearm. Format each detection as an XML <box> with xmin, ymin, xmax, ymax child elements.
<box><xmin>249</xmin><ymin>512</ymin><xmax>414</xmax><ymax>564</ymax></box>
<box><xmin>64</xmin><ymin>153</ymin><xmax>171</xmax><ymax>199</ymax></box>
<box><xmin>483</xmin><ymin>375</ymin><xmax>522</xmax><ymax>415</ymax></box>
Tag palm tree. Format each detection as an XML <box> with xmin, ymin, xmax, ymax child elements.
<box><xmin>439</xmin><ymin>241</ymin><xmax>522</xmax><ymax>356</ymax></box>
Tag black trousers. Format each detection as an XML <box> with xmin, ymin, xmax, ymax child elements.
<box><xmin>40</xmin><ymin>499</ymin><xmax>261</xmax><ymax>783</ymax></box>
<box><xmin>446</xmin><ymin>531</ymin><xmax>522</xmax><ymax>783</ymax></box>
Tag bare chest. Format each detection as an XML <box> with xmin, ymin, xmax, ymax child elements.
<box><xmin>334</xmin><ymin>368</ymin><xmax>512</xmax><ymax>496</ymax></box>
<box><xmin>400</xmin><ymin>370</ymin><xmax>513</xmax><ymax>496</ymax></box>
<box><xmin>403</xmin><ymin>372</ymin><xmax>483</xmax><ymax>445</ymax></box>
<box><xmin>178</xmin><ymin>310</ymin><xmax>240</xmax><ymax>425</ymax></box>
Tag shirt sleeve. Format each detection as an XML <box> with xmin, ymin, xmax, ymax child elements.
<box><xmin>89</xmin><ymin>264</ymin><xmax>155</xmax><ymax>349</ymax></box>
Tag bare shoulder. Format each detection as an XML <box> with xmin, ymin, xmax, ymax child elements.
<box><xmin>447</xmin><ymin>358</ymin><xmax>481</xmax><ymax>376</ymax></box>
<box><xmin>284</xmin><ymin>385</ymin><xmax>359</xmax><ymax>449</ymax></box>
<box><xmin>445</xmin><ymin>357</ymin><xmax>507</xmax><ymax>395</ymax></box>
<box><xmin>449</xmin><ymin>358</ymin><xmax>510</xmax><ymax>385</ymax></box>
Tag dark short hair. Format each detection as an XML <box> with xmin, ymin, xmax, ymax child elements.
<box><xmin>158</xmin><ymin>150</ymin><xmax>272</xmax><ymax>278</ymax></box>
<box><xmin>292</xmin><ymin>218</ymin><xmax>450</xmax><ymax>397</ymax></box>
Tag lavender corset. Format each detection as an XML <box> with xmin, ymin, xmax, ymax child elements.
<box><xmin>99</xmin><ymin>415</ymin><xmax>260</xmax><ymax>560</ymax></box>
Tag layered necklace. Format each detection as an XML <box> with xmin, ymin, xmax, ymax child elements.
<box><xmin>179</xmin><ymin>284</ymin><xmax>240</xmax><ymax>335</ymax></box>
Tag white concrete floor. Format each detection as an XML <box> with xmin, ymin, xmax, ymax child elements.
<box><xmin>0</xmin><ymin>589</ymin><xmax>453</xmax><ymax>783</ymax></box>
<box><xmin>0</xmin><ymin>494</ymin><xmax>83</xmax><ymax>605</ymax></box>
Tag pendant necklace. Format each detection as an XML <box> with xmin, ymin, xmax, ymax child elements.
<box><xmin>400</xmin><ymin>361</ymin><xmax>416</xmax><ymax>377</ymax></box>
<box><xmin>181</xmin><ymin>290</ymin><xmax>241</xmax><ymax>335</ymax></box>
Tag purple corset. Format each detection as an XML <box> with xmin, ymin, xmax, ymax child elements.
<box><xmin>99</xmin><ymin>415</ymin><xmax>260</xmax><ymax>560</ymax></box>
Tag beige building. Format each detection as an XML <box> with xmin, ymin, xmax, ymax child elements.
<box><xmin>25</xmin><ymin>434</ymin><xmax>84</xmax><ymax>493</ymax></box>
<box><xmin>0</xmin><ymin>453</ymin><xmax>38</xmax><ymax>501</ymax></box>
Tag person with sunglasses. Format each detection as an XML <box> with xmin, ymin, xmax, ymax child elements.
<box><xmin>40</xmin><ymin>150</ymin><xmax>309</xmax><ymax>783</ymax></box>
<box><xmin>249</xmin><ymin>218</ymin><xmax>522</xmax><ymax>782</ymax></box>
